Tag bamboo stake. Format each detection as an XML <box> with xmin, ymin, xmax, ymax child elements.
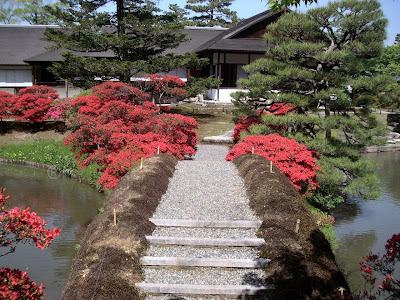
<box><xmin>251</xmin><ymin>147</ymin><xmax>254</xmax><ymax>154</ymax></box>
<box><xmin>113</xmin><ymin>208</ymin><xmax>117</xmax><ymax>226</ymax></box>
<box><xmin>157</xmin><ymin>146</ymin><xmax>160</xmax><ymax>154</ymax></box>
<box><xmin>270</xmin><ymin>161</ymin><xmax>274</xmax><ymax>173</ymax></box>
<box><xmin>295</xmin><ymin>219</ymin><xmax>301</xmax><ymax>233</ymax></box>
<box><xmin>140</xmin><ymin>157</ymin><xmax>143</xmax><ymax>170</ymax></box>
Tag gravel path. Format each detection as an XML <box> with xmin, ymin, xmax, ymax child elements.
<box><xmin>141</xmin><ymin>145</ymin><xmax>267</xmax><ymax>299</ymax></box>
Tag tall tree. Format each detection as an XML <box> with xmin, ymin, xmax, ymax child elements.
<box><xmin>0</xmin><ymin>0</ymin><xmax>19</xmax><ymax>23</ymax></box>
<box><xmin>45</xmin><ymin>0</ymin><xmax>206</xmax><ymax>88</ymax></box>
<box><xmin>233</xmin><ymin>0</ymin><xmax>390</xmax><ymax>208</ymax></box>
<box><xmin>185</xmin><ymin>0</ymin><xmax>239</xmax><ymax>28</ymax></box>
<box><xmin>14</xmin><ymin>0</ymin><xmax>60</xmax><ymax>24</ymax></box>
<box><xmin>395</xmin><ymin>33</ymin><xmax>400</xmax><ymax>44</ymax></box>
<box><xmin>267</xmin><ymin>0</ymin><xmax>317</xmax><ymax>10</ymax></box>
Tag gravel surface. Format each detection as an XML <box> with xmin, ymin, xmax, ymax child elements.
<box><xmin>144</xmin><ymin>267</ymin><xmax>266</xmax><ymax>286</ymax></box>
<box><xmin>142</xmin><ymin>145</ymin><xmax>267</xmax><ymax>299</ymax></box>
<box><xmin>151</xmin><ymin>227</ymin><xmax>258</xmax><ymax>239</ymax></box>
<box><xmin>146</xmin><ymin>245</ymin><xmax>260</xmax><ymax>259</ymax></box>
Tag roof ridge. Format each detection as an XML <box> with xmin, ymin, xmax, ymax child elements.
<box><xmin>0</xmin><ymin>24</ymin><xmax>59</xmax><ymax>28</ymax></box>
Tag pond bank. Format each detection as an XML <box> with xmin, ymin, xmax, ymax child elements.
<box><xmin>61</xmin><ymin>154</ymin><xmax>177</xmax><ymax>300</ymax></box>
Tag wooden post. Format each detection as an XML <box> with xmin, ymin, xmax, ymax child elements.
<box><xmin>270</xmin><ymin>161</ymin><xmax>274</xmax><ymax>173</ymax></box>
<box><xmin>140</xmin><ymin>157</ymin><xmax>143</xmax><ymax>170</ymax></box>
<box><xmin>157</xmin><ymin>146</ymin><xmax>160</xmax><ymax>155</ymax></box>
<box><xmin>251</xmin><ymin>147</ymin><xmax>254</xmax><ymax>154</ymax></box>
<box><xmin>295</xmin><ymin>219</ymin><xmax>301</xmax><ymax>233</ymax></box>
<box><xmin>113</xmin><ymin>208</ymin><xmax>117</xmax><ymax>226</ymax></box>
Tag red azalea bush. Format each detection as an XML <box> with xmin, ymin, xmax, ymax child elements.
<box><xmin>226</xmin><ymin>134</ymin><xmax>319</xmax><ymax>194</ymax></box>
<box><xmin>0</xmin><ymin>188</ymin><xmax>61</xmax><ymax>254</ymax></box>
<box><xmin>0</xmin><ymin>188</ymin><xmax>61</xmax><ymax>299</ymax></box>
<box><xmin>0</xmin><ymin>91</ymin><xmax>17</xmax><ymax>119</ymax></box>
<box><xmin>232</xmin><ymin>102</ymin><xmax>297</xmax><ymax>142</ymax></box>
<box><xmin>64</xmin><ymin>82</ymin><xmax>198</xmax><ymax>189</ymax></box>
<box><xmin>358</xmin><ymin>233</ymin><xmax>400</xmax><ymax>299</ymax></box>
<box><xmin>91</xmin><ymin>81</ymin><xmax>148</xmax><ymax>104</ymax></box>
<box><xmin>148</xmin><ymin>74</ymin><xmax>187</xmax><ymax>104</ymax></box>
<box><xmin>0</xmin><ymin>268</ymin><xmax>45</xmax><ymax>300</ymax></box>
<box><xmin>12</xmin><ymin>86</ymin><xmax>59</xmax><ymax>123</ymax></box>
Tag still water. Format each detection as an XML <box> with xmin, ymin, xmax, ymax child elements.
<box><xmin>0</xmin><ymin>164</ymin><xmax>106</xmax><ymax>299</ymax></box>
<box><xmin>332</xmin><ymin>151</ymin><xmax>400</xmax><ymax>293</ymax></box>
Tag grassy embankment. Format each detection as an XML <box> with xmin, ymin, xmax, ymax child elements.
<box><xmin>0</xmin><ymin>138</ymin><xmax>103</xmax><ymax>191</ymax></box>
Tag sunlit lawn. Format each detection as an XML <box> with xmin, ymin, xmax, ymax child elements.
<box><xmin>170</xmin><ymin>103</ymin><xmax>234</xmax><ymax>142</ymax></box>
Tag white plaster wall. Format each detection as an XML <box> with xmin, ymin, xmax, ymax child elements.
<box><xmin>207</xmin><ymin>88</ymin><xmax>247</xmax><ymax>103</ymax></box>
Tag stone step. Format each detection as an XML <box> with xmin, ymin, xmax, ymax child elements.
<box><xmin>149</xmin><ymin>218</ymin><xmax>262</xmax><ymax>228</ymax></box>
<box><xmin>151</xmin><ymin>227</ymin><xmax>257</xmax><ymax>239</ymax></box>
<box><xmin>146</xmin><ymin>244</ymin><xmax>260</xmax><ymax>259</ymax></box>
<box><xmin>136</xmin><ymin>283</ymin><xmax>273</xmax><ymax>296</ymax></box>
<box><xmin>140</xmin><ymin>256</ymin><xmax>270</xmax><ymax>268</ymax></box>
<box><xmin>145</xmin><ymin>236</ymin><xmax>265</xmax><ymax>247</ymax></box>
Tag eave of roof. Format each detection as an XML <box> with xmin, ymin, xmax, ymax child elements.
<box><xmin>194</xmin><ymin>9</ymin><xmax>285</xmax><ymax>53</ymax></box>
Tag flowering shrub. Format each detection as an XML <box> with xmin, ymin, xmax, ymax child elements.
<box><xmin>47</xmin><ymin>99</ymin><xmax>72</xmax><ymax>121</ymax></box>
<box><xmin>0</xmin><ymin>91</ymin><xmax>16</xmax><ymax>119</ymax></box>
<box><xmin>0</xmin><ymin>268</ymin><xmax>45</xmax><ymax>300</ymax></box>
<box><xmin>91</xmin><ymin>81</ymin><xmax>149</xmax><ymax>104</ymax></box>
<box><xmin>11</xmin><ymin>86</ymin><xmax>59</xmax><ymax>123</ymax></box>
<box><xmin>313</xmin><ymin>210</ymin><xmax>335</xmax><ymax>227</ymax></box>
<box><xmin>0</xmin><ymin>188</ymin><xmax>61</xmax><ymax>299</ymax></box>
<box><xmin>64</xmin><ymin>82</ymin><xmax>198</xmax><ymax>189</ymax></box>
<box><xmin>358</xmin><ymin>233</ymin><xmax>400</xmax><ymax>299</ymax></box>
<box><xmin>232</xmin><ymin>103</ymin><xmax>297</xmax><ymax>142</ymax></box>
<box><xmin>232</xmin><ymin>116</ymin><xmax>263</xmax><ymax>142</ymax></box>
<box><xmin>148</xmin><ymin>74</ymin><xmax>187</xmax><ymax>104</ymax></box>
<box><xmin>0</xmin><ymin>188</ymin><xmax>61</xmax><ymax>255</ymax></box>
<box><xmin>226</xmin><ymin>134</ymin><xmax>320</xmax><ymax>194</ymax></box>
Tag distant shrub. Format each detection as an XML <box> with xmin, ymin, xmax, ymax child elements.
<box><xmin>226</xmin><ymin>134</ymin><xmax>320</xmax><ymax>194</ymax></box>
<box><xmin>0</xmin><ymin>91</ymin><xmax>17</xmax><ymax>119</ymax></box>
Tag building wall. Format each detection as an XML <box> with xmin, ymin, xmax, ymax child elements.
<box><xmin>0</xmin><ymin>66</ymin><xmax>32</xmax><ymax>88</ymax></box>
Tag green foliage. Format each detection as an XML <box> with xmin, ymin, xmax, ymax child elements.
<box><xmin>234</xmin><ymin>0</ymin><xmax>389</xmax><ymax>208</ymax></box>
<box><xmin>0</xmin><ymin>140</ymin><xmax>103</xmax><ymax>191</ymax></box>
<box><xmin>44</xmin><ymin>0</ymin><xmax>206</xmax><ymax>88</ymax></box>
<box><xmin>184</xmin><ymin>76</ymin><xmax>222</xmax><ymax>97</ymax></box>
<box><xmin>0</xmin><ymin>0</ymin><xmax>18</xmax><ymax>23</ymax></box>
<box><xmin>185</xmin><ymin>0</ymin><xmax>240</xmax><ymax>28</ymax></box>
<box><xmin>268</xmin><ymin>0</ymin><xmax>317</xmax><ymax>10</ymax></box>
<box><xmin>14</xmin><ymin>0</ymin><xmax>61</xmax><ymax>24</ymax></box>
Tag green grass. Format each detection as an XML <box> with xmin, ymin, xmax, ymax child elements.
<box><xmin>0</xmin><ymin>140</ymin><xmax>103</xmax><ymax>191</ymax></box>
<box><xmin>171</xmin><ymin>103</ymin><xmax>234</xmax><ymax>142</ymax></box>
<box><xmin>306</xmin><ymin>202</ymin><xmax>338</xmax><ymax>250</ymax></box>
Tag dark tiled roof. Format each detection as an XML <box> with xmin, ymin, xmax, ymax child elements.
<box><xmin>24</xmin><ymin>48</ymin><xmax>114</xmax><ymax>62</ymax></box>
<box><xmin>163</xmin><ymin>27</ymin><xmax>227</xmax><ymax>55</ymax></box>
<box><xmin>0</xmin><ymin>25</ymin><xmax>57</xmax><ymax>65</ymax></box>
<box><xmin>194</xmin><ymin>9</ymin><xmax>281</xmax><ymax>53</ymax></box>
<box><xmin>0</xmin><ymin>10</ymin><xmax>277</xmax><ymax>65</ymax></box>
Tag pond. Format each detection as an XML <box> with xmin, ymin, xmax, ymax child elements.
<box><xmin>0</xmin><ymin>164</ymin><xmax>106</xmax><ymax>300</ymax></box>
<box><xmin>332</xmin><ymin>151</ymin><xmax>400</xmax><ymax>293</ymax></box>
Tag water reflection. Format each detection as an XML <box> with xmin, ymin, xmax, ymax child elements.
<box><xmin>0</xmin><ymin>164</ymin><xmax>105</xmax><ymax>300</ymax></box>
<box><xmin>332</xmin><ymin>152</ymin><xmax>400</xmax><ymax>293</ymax></box>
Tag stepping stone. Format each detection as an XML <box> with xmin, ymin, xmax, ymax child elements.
<box><xmin>135</xmin><ymin>283</ymin><xmax>274</xmax><ymax>295</ymax></box>
<box><xmin>140</xmin><ymin>256</ymin><xmax>270</xmax><ymax>268</ymax></box>
<box><xmin>149</xmin><ymin>218</ymin><xmax>262</xmax><ymax>228</ymax></box>
<box><xmin>145</xmin><ymin>236</ymin><xmax>265</xmax><ymax>247</ymax></box>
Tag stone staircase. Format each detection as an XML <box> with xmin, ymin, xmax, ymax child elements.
<box><xmin>136</xmin><ymin>218</ymin><xmax>273</xmax><ymax>298</ymax></box>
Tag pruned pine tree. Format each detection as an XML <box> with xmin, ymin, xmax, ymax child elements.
<box><xmin>44</xmin><ymin>0</ymin><xmax>207</xmax><ymax>88</ymax></box>
<box><xmin>267</xmin><ymin>0</ymin><xmax>317</xmax><ymax>10</ymax></box>
<box><xmin>233</xmin><ymin>0</ymin><xmax>391</xmax><ymax>209</ymax></box>
<box><xmin>185</xmin><ymin>0</ymin><xmax>239</xmax><ymax>28</ymax></box>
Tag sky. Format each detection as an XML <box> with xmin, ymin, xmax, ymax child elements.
<box><xmin>157</xmin><ymin>0</ymin><xmax>399</xmax><ymax>46</ymax></box>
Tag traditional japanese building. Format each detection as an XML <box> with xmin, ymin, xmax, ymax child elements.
<box><xmin>0</xmin><ymin>9</ymin><xmax>285</xmax><ymax>102</ymax></box>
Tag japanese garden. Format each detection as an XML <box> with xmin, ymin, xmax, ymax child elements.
<box><xmin>0</xmin><ymin>0</ymin><xmax>399</xmax><ymax>299</ymax></box>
